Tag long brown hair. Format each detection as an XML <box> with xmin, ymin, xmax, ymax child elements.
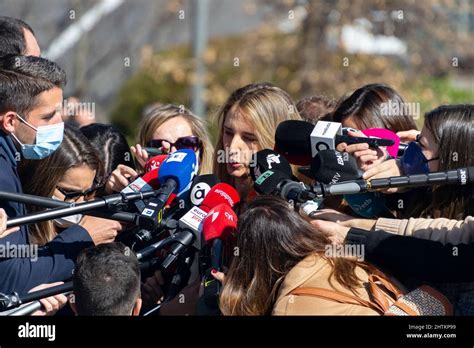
<box><xmin>219</xmin><ymin>195</ymin><xmax>366</xmax><ymax>316</ymax></box>
<box><xmin>333</xmin><ymin>83</ymin><xmax>418</xmax><ymax>132</ymax></box>
<box><xmin>415</xmin><ymin>104</ymin><xmax>474</xmax><ymax>219</ymax></box>
<box><xmin>19</xmin><ymin>126</ymin><xmax>104</xmax><ymax>245</ymax></box>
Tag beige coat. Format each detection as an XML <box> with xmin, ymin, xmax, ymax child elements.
<box><xmin>272</xmin><ymin>254</ymin><xmax>382</xmax><ymax>316</ymax></box>
<box><xmin>375</xmin><ymin>216</ymin><xmax>474</xmax><ymax>245</ymax></box>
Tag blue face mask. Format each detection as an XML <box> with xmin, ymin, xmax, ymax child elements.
<box><xmin>10</xmin><ymin>113</ymin><xmax>64</xmax><ymax>160</ymax></box>
<box><xmin>401</xmin><ymin>141</ymin><xmax>439</xmax><ymax>175</ymax></box>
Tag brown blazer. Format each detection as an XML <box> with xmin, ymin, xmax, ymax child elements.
<box><xmin>272</xmin><ymin>254</ymin><xmax>381</xmax><ymax>315</ymax></box>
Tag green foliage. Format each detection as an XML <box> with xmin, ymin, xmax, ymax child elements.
<box><xmin>109</xmin><ymin>31</ymin><xmax>473</xmax><ymax>140</ymax></box>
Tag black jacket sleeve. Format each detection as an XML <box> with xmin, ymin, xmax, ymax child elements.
<box><xmin>345</xmin><ymin>228</ymin><xmax>474</xmax><ymax>282</ymax></box>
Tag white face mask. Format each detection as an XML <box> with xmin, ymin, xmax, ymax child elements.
<box><xmin>51</xmin><ymin>196</ymin><xmax>83</xmax><ymax>228</ymax></box>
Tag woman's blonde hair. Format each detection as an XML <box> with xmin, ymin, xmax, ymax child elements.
<box><xmin>212</xmin><ymin>82</ymin><xmax>302</xmax><ymax>187</ymax></box>
<box><xmin>137</xmin><ymin>104</ymin><xmax>214</xmax><ymax>174</ymax></box>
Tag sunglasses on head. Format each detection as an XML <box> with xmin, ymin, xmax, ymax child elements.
<box><xmin>56</xmin><ymin>184</ymin><xmax>102</xmax><ymax>201</ymax></box>
<box><xmin>147</xmin><ymin>136</ymin><xmax>201</xmax><ymax>152</ymax></box>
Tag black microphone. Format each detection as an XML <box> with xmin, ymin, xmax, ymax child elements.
<box><xmin>189</xmin><ymin>174</ymin><xmax>220</xmax><ymax>207</ymax></box>
<box><xmin>250</xmin><ymin>149</ymin><xmax>293</xmax><ymax>182</ymax></box>
<box><xmin>0</xmin><ymin>282</ymin><xmax>73</xmax><ymax>312</ymax></box>
<box><xmin>310</xmin><ymin>166</ymin><xmax>474</xmax><ymax>197</ymax></box>
<box><xmin>0</xmin><ymin>190</ymin><xmax>155</xmax><ymax>229</ymax></box>
<box><xmin>254</xmin><ymin>169</ymin><xmax>316</xmax><ymax>203</ymax></box>
<box><xmin>275</xmin><ymin>120</ymin><xmax>394</xmax><ymax>165</ymax></box>
<box><xmin>144</xmin><ymin>147</ymin><xmax>164</xmax><ymax>157</ymax></box>
<box><xmin>6</xmin><ymin>190</ymin><xmax>160</xmax><ymax>229</ymax></box>
<box><xmin>309</xmin><ymin>149</ymin><xmax>363</xmax><ymax>184</ymax></box>
<box><xmin>133</xmin><ymin>174</ymin><xmax>220</xmax><ymax>244</ymax></box>
<box><xmin>160</xmin><ymin>230</ymin><xmax>194</xmax><ymax>270</ymax></box>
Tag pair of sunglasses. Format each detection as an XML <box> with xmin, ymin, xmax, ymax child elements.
<box><xmin>147</xmin><ymin>136</ymin><xmax>201</xmax><ymax>152</ymax></box>
<box><xmin>56</xmin><ymin>184</ymin><xmax>102</xmax><ymax>201</ymax></box>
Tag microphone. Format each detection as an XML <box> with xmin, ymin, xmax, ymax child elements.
<box><xmin>134</xmin><ymin>175</ymin><xmax>219</xmax><ymax>243</ymax></box>
<box><xmin>153</xmin><ymin>149</ymin><xmax>198</xmax><ymax>213</ymax></box>
<box><xmin>310</xmin><ymin>166</ymin><xmax>474</xmax><ymax>196</ymax></box>
<box><xmin>143</xmin><ymin>147</ymin><xmax>164</xmax><ymax>157</ymax></box>
<box><xmin>360</xmin><ymin>128</ymin><xmax>401</xmax><ymax>158</ymax></box>
<box><xmin>254</xmin><ymin>169</ymin><xmax>316</xmax><ymax>203</ymax></box>
<box><xmin>121</xmin><ymin>167</ymin><xmax>161</xmax><ymax>213</ymax></box>
<box><xmin>160</xmin><ymin>230</ymin><xmax>195</xmax><ymax>270</ymax></box>
<box><xmin>275</xmin><ymin>120</ymin><xmax>394</xmax><ymax>165</ymax></box>
<box><xmin>309</xmin><ymin>149</ymin><xmax>362</xmax><ymax>184</ymax></box>
<box><xmin>178</xmin><ymin>183</ymin><xmax>240</xmax><ymax>250</ymax></box>
<box><xmin>250</xmin><ymin>149</ymin><xmax>293</xmax><ymax>182</ymax></box>
<box><xmin>144</xmin><ymin>154</ymin><xmax>168</xmax><ymax>173</ymax></box>
<box><xmin>189</xmin><ymin>174</ymin><xmax>220</xmax><ymax>207</ymax></box>
<box><xmin>198</xmin><ymin>203</ymin><xmax>238</xmax><ymax>315</ymax></box>
<box><xmin>311</xmin><ymin>121</ymin><xmax>394</xmax><ymax>157</ymax></box>
<box><xmin>307</xmin><ymin>149</ymin><xmax>389</xmax><ymax>217</ymax></box>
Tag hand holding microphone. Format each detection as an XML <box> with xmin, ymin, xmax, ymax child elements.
<box><xmin>27</xmin><ymin>282</ymin><xmax>68</xmax><ymax>316</ymax></box>
<box><xmin>104</xmin><ymin>164</ymin><xmax>139</xmax><ymax>194</ymax></box>
<box><xmin>362</xmin><ymin>159</ymin><xmax>403</xmax><ymax>193</ymax></box>
<box><xmin>130</xmin><ymin>143</ymin><xmax>150</xmax><ymax>169</ymax></box>
<box><xmin>79</xmin><ymin>215</ymin><xmax>123</xmax><ymax>245</ymax></box>
<box><xmin>0</xmin><ymin>208</ymin><xmax>19</xmax><ymax>238</ymax></box>
<box><xmin>336</xmin><ymin>130</ymin><xmax>389</xmax><ymax>172</ymax></box>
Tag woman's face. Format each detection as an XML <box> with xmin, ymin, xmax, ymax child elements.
<box><xmin>54</xmin><ymin>163</ymin><xmax>97</xmax><ymax>203</ymax></box>
<box><xmin>151</xmin><ymin>116</ymin><xmax>195</xmax><ymax>154</ymax></box>
<box><xmin>418</xmin><ymin>126</ymin><xmax>440</xmax><ymax>172</ymax></box>
<box><xmin>222</xmin><ymin>105</ymin><xmax>260</xmax><ymax>178</ymax></box>
<box><xmin>341</xmin><ymin>115</ymin><xmax>361</xmax><ymax>130</ymax></box>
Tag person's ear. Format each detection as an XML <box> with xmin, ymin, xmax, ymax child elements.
<box><xmin>132</xmin><ymin>298</ymin><xmax>142</xmax><ymax>316</ymax></box>
<box><xmin>0</xmin><ymin>111</ymin><xmax>19</xmax><ymax>133</ymax></box>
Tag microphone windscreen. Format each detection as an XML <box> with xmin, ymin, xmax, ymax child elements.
<box><xmin>145</xmin><ymin>154</ymin><xmax>168</xmax><ymax>173</ymax></box>
<box><xmin>189</xmin><ymin>174</ymin><xmax>220</xmax><ymax>206</ymax></box>
<box><xmin>158</xmin><ymin>149</ymin><xmax>198</xmax><ymax>195</ymax></box>
<box><xmin>202</xmin><ymin>203</ymin><xmax>238</xmax><ymax>243</ymax></box>
<box><xmin>344</xmin><ymin>192</ymin><xmax>386</xmax><ymax>218</ymax></box>
<box><xmin>250</xmin><ymin>149</ymin><xmax>293</xmax><ymax>182</ymax></box>
<box><xmin>361</xmin><ymin>128</ymin><xmax>400</xmax><ymax>158</ymax></box>
<box><xmin>121</xmin><ymin>167</ymin><xmax>160</xmax><ymax>194</ymax></box>
<box><xmin>310</xmin><ymin>149</ymin><xmax>362</xmax><ymax>184</ymax></box>
<box><xmin>201</xmin><ymin>183</ymin><xmax>240</xmax><ymax>212</ymax></box>
<box><xmin>274</xmin><ymin>120</ymin><xmax>314</xmax><ymax>165</ymax></box>
<box><xmin>253</xmin><ymin>169</ymin><xmax>290</xmax><ymax>195</ymax></box>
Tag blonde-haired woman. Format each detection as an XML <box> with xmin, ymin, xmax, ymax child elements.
<box><xmin>213</xmin><ymin>82</ymin><xmax>302</xmax><ymax>201</ymax></box>
<box><xmin>107</xmin><ymin>104</ymin><xmax>214</xmax><ymax>193</ymax></box>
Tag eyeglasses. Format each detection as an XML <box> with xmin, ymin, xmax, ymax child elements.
<box><xmin>55</xmin><ymin>184</ymin><xmax>102</xmax><ymax>201</ymax></box>
<box><xmin>147</xmin><ymin>136</ymin><xmax>201</xmax><ymax>152</ymax></box>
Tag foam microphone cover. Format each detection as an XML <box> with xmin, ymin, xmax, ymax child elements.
<box><xmin>310</xmin><ymin>149</ymin><xmax>362</xmax><ymax>184</ymax></box>
<box><xmin>189</xmin><ymin>174</ymin><xmax>220</xmax><ymax>206</ymax></box>
<box><xmin>361</xmin><ymin>128</ymin><xmax>400</xmax><ymax>158</ymax></box>
<box><xmin>274</xmin><ymin>120</ymin><xmax>314</xmax><ymax>165</ymax></box>
<box><xmin>253</xmin><ymin>169</ymin><xmax>290</xmax><ymax>195</ymax></box>
<box><xmin>200</xmin><ymin>183</ymin><xmax>240</xmax><ymax>212</ymax></box>
<box><xmin>344</xmin><ymin>192</ymin><xmax>387</xmax><ymax>218</ymax></box>
<box><xmin>144</xmin><ymin>154</ymin><xmax>168</xmax><ymax>173</ymax></box>
<box><xmin>250</xmin><ymin>149</ymin><xmax>293</xmax><ymax>182</ymax></box>
<box><xmin>121</xmin><ymin>167</ymin><xmax>160</xmax><ymax>193</ymax></box>
<box><xmin>158</xmin><ymin>149</ymin><xmax>198</xmax><ymax>195</ymax></box>
<box><xmin>202</xmin><ymin>203</ymin><xmax>238</xmax><ymax>243</ymax></box>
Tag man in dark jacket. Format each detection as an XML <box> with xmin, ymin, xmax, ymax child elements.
<box><xmin>0</xmin><ymin>54</ymin><xmax>122</xmax><ymax>296</ymax></box>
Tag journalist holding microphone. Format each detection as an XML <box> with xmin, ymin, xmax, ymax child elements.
<box><xmin>0</xmin><ymin>54</ymin><xmax>122</xmax><ymax>296</ymax></box>
<box><xmin>313</xmin><ymin>104</ymin><xmax>473</xmax><ymax>314</ymax></box>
